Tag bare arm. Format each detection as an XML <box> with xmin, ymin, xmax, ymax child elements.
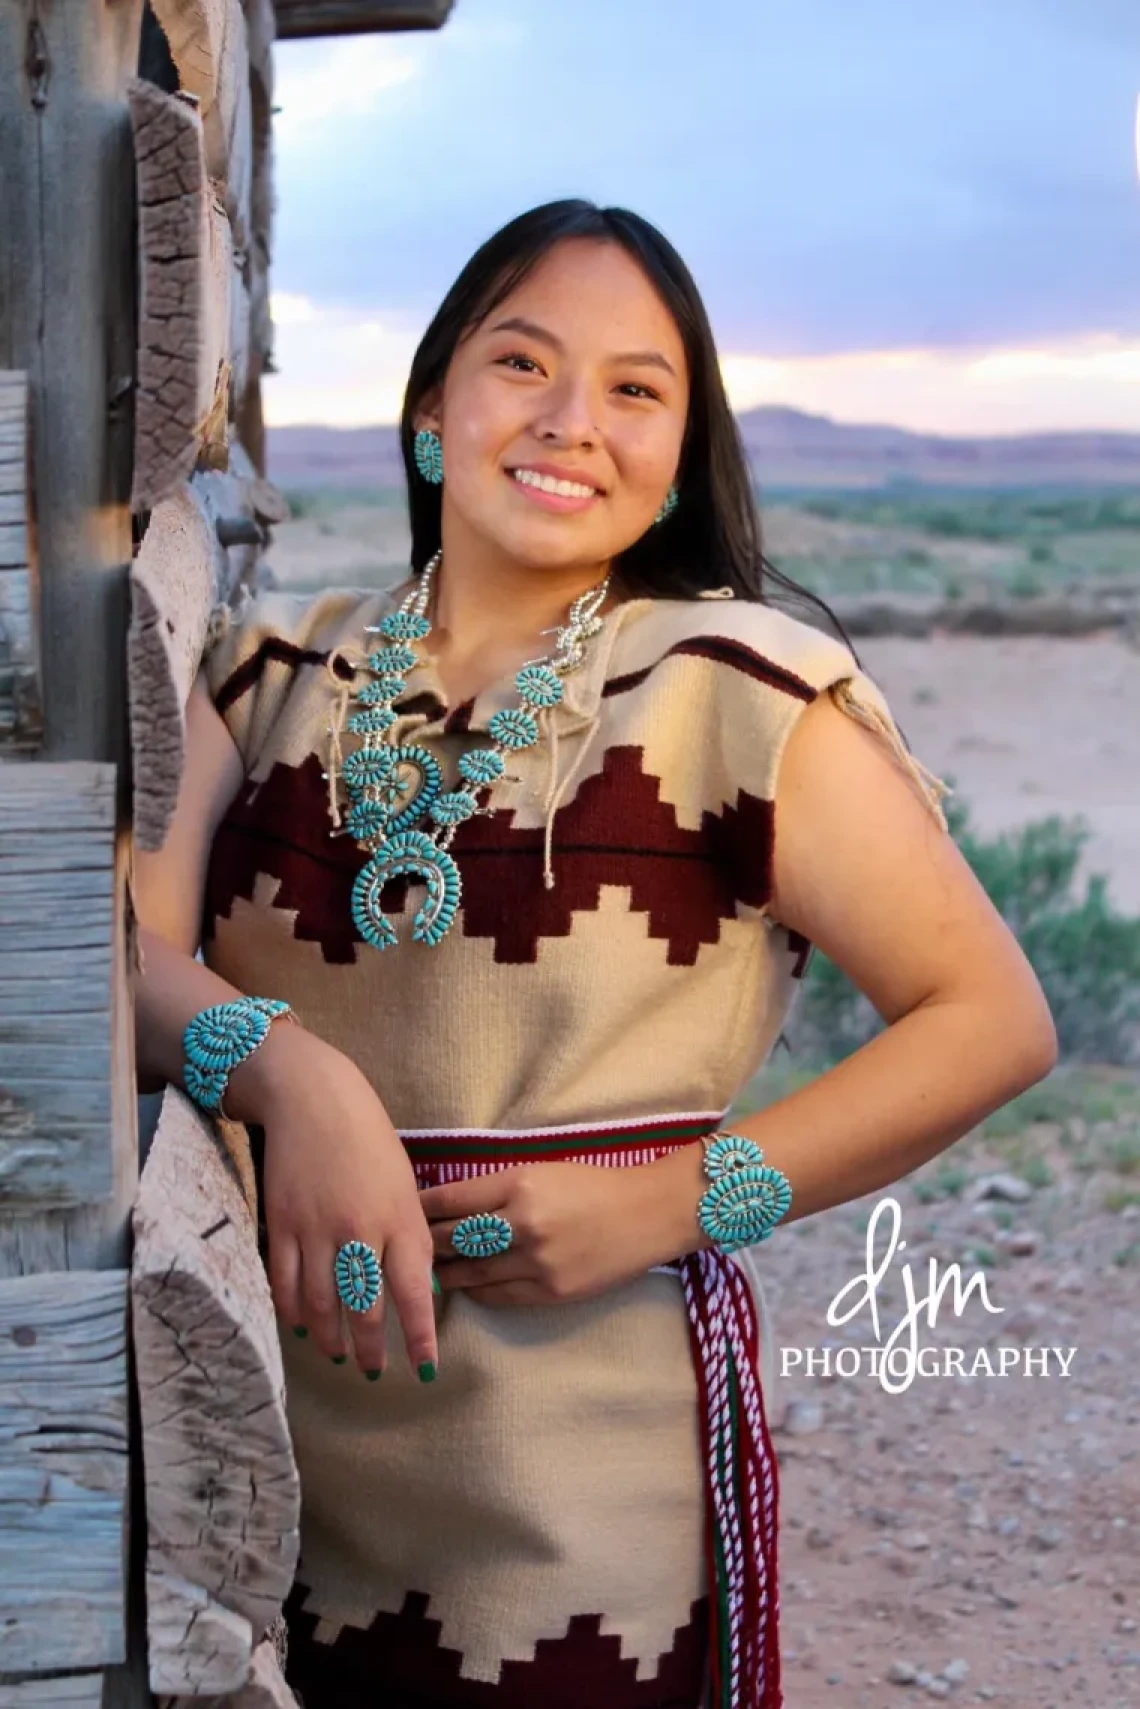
<box><xmin>131</xmin><ymin>668</ymin><xmax>439</xmax><ymax>1377</ymax></box>
<box><xmin>720</xmin><ymin>689</ymin><xmax>1059</xmax><ymax>1224</ymax></box>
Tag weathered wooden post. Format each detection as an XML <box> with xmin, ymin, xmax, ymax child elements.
<box><xmin>1</xmin><ymin>2</ymin><xmax>453</xmax><ymax>1702</ymax></box>
<box><xmin>1</xmin><ymin>2</ymin><xmax>148</xmax><ymax>1702</ymax></box>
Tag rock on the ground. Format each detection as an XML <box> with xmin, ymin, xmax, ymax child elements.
<box><xmin>780</xmin><ymin>1396</ymin><xmax>825</xmax><ymax>1435</ymax></box>
<box><xmin>967</xmin><ymin>1172</ymin><xmax>1033</xmax><ymax>1204</ymax></box>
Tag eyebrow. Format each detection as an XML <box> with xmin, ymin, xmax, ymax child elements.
<box><xmin>487</xmin><ymin>316</ymin><xmax>678</xmax><ymax>380</ymax></box>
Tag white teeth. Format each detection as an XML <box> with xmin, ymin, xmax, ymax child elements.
<box><xmin>512</xmin><ymin>468</ymin><xmax>596</xmax><ymax>499</ymax></box>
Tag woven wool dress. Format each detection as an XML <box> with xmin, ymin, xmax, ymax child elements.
<box><xmin>199</xmin><ymin>575</ymin><xmax>950</xmax><ymax>1709</ymax></box>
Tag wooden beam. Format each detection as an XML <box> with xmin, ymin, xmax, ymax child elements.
<box><xmin>0</xmin><ymin>1271</ymin><xmax>129</xmax><ymax>1674</ymax></box>
<box><xmin>0</xmin><ymin>373</ymin><xmax>43</xmax><ymax>753</ymax></box>
<box><xmin>132</xmin><ymin>1089</ymin><xmax>299</xmax><ymax>1696</ymax></box>
<box><xmin>128</xmin><ymin>485</ymin><xmax>225</xmax><ymax>852</ymax></box>
<box><xmin>0</xmin><ymin>766</ymin><xmax>118</xmax><ymax>1209</ymax></box>
<box><xmin>0</xmin><ymin>1676</ymin><xmax>105</xmax><ymax>1708</ymax></box>
<box><xmin>0</xmin><ymin>0</ymin><xmax>141</xmax><ymax>765</ymax></box>
<box><xmin>214</xmin><ymin>1637</ymin><xmax>299</xmax><ymax>1708</ymax></box>
<box><xmin>273</xmin><ymin>0</ymin><xmax>454</xmax><ymax>37</ymax></box>
<box><xmin>148</xmin><ymin>1</ymin><xmax>254</xmax><ymax>256</ymax></box>
<box><xmin>127</xmin><ymin>78</ymin><xmax>233</xmax><ymax>511</ymax></box>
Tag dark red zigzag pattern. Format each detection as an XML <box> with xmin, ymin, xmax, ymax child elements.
<box><xmin>282</xmin><ymin>1583</ymin><xmax>709</xmax><ymax>1709</ymax></box>
<box><xmin>202</xmin><ymin>744</ymin><xmax>810</xmax><ymax>968</ymax></box>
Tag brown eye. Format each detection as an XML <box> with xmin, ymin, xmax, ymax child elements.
<box><xmin>496</xmin><ymin>352</ymin><xmax>543</xmax><ymax>373</ymax></box>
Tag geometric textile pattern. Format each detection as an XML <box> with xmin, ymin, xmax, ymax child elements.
<box><xmin>203</xmin><ymin>743</ymin><xmax>782</xmax><ymax>966</ymax></box>
<box><xmin>283</xmin><ymin>1584</ymin><xmax>710</xmax><ymax>1709</ymax></box>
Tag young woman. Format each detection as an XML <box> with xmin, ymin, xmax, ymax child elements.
<box><xmin>133</xmin><ymin>199</ymin><xmax>1058</xmax><ymax>1709</ymax></box>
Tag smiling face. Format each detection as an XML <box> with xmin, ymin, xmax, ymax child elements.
<box><xmin>416</xmin><ymin>238</ymin><xmax>690</xmax><ymax>577</ymax></box>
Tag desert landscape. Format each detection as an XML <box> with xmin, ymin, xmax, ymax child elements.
<box><xmin>262</xmin><ymin>418</ymin><xmax>1139</xmax><ymax>1707</ymax></box>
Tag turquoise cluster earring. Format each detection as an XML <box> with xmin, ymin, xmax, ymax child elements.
<box><xmin>414</xmin><ymin>428</ymin><xmax>444</xmax><ymax>485</ymax></box>
<box><xmin>654</xmin><ymin>483</ymin><xmax>679</xmax><ymax>526</ymax></box>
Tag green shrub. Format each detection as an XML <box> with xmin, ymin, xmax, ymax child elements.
<box><xmin>789</xmin><ymin>796</ymin><xmax>1140</xmax><ymax>1066</ymax></box>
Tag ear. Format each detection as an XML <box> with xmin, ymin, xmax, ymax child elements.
<box><xmin>413</xmin><ymin>386</ymin><xmax>443</xmax><ymax>435</ymax></box>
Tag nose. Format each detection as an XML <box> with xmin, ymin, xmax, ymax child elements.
<box><xmin>531</xmin><ymin>373</ymin><xmax>600</xmax><ymax>448</ymax></box>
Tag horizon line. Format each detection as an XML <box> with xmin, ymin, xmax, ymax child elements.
<box><xmin>264</xmin><ymin>408</ymin><xmax>1140</xmax><ymax>443</ymax></box>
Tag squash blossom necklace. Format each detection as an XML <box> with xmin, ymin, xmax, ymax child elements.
<box><xmin>329</xmin><ymin>548</ymin><xmax>610</xmax><ymax>951</ymax></box>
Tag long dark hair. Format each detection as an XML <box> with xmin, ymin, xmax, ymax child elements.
<box><xmin>399</xmin><ymin>198</ymin><xmax>860</xmax><ymax>657</ymax></box>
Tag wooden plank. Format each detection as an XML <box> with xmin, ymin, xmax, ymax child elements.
<box><xmin>229</xmin><ymin>251</ymin><xmax>251</xmax><ymax>416</ymax></box>
<box><xmin>0</xmin><ymin>1677</ymin><xmax>105</xmax><ymax>1708</ymax></box>
<box><xmin>127</xmin><ymin>484</ymin><xmax>226</xmax><ymax>852</ymax></box>
<box><xmin>195</xmin><ymin>439</ymin><xmax>288</xmax><ymax>593</ymax></box>
<box><xmin>154</xmin><ymin>1634</ymin><xmax>298</xmax><ymax>1709</ymax></box>
<box><xmin>148</xmin><ymin>0</ymin><xmax>254</xmax><ymax>255</ymax></box>
<box><xmin>215</xmin><ymin>1637</ymin><xmax>299</xmax><ymax>1708</ymax></box>
<box><xmin>0</xmin><ymin>1272</ymin><xmax>128</xmax><ymax>1674</ymax></box>
<box><xmin>132</xmin><ymin>1090</ymin><xmax>299</xmax><ymax>1696</ymax></box>
<box><xmin>0</xmin><ymin>766</ymin><xmax>117</xmax><ymax>1209</ymax></box>
<box><xmin>273</xmin><ymin>0</ymin><xmax>455</xmax><ymax>35</ymax></box>
<box><xmin>127</xmin><ymin>79</ymin><xmax>232</xmax><ymax>511</ymax></box>
<box><xmin>0</xmin><ymin>11</ymin><xmax>143</xmax><ymax>1695</ymax></box>
<box><xmin>238</xmin><ymin>0</ymin><xmax>276</xmax><ymax>474</ymax></box>
<box><xmin>0</xmin><ymin>373</ymin><xmax>43</xmax><ymax>753</ymax></box>
<box><xmin>0</xmin><ymin>0</ymin><xmax>140</xmax><ymax>767</ymax></box>
<box><xmin>128</xmin><ymin>444</ymin><xmax>290</xmax><ymax>853</ymax></box>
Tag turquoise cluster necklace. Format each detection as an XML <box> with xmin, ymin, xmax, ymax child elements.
<box><xmin>330</xmin><ymin>549</ymin><xmax>610</xmax><ymax>951</ymax></box>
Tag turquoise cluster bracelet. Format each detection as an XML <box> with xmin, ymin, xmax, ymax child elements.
<box><xmin>183</xmin><ymin>996</ymin><xmax>294</xmax><ymax>1117</ymax></box>
<box><xmin>697</xmin><ymin>1132</ymin><xmax>793</xmax><ymax>1253</ymax></box>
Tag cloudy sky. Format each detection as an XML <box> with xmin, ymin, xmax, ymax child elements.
<box><xmin>264</xmin><ymin>0</ymin><xmax>1140</xmax><ymax>434</ymax></box>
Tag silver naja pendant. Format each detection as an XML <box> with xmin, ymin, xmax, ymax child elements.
<box><xmin>350</xmin><ymin>831</ymin><xmax>463</xmax><ymax>950</ymax></box>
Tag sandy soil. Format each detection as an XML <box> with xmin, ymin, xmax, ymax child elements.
<box><xmin>856</xmin><ymin>632</ymin><xmax>1140</xmax><ymax>913</ymax></box>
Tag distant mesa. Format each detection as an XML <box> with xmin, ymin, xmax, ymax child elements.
<box><xmin>267</xmin><ymin>407</ymin><xmax>1140</xmax><ymax>492</ymax></box>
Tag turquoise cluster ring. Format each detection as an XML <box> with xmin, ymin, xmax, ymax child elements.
<box><xmin>334</xmin><ymin>1240</ymin><xmax>383</xmax><ymax>1313</ymax></box>
<box><xmin>451</xmin><ymin>1213</ymin><xmax>513</xmax><ymax>1260</ymax></box>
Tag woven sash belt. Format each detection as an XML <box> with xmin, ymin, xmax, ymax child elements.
<box><xmin>401</xmin><ymin>1112</ymin><xmax>783</xmax><ymax>1709</ymax></box>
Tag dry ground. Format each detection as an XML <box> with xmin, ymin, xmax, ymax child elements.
<box><xmin>857</xmin><ymin>631</ymin><xmax>1140</xmax><ymax>914</ymax></box>
<box><xmin>745</xmin><ymin>1066</ymin><xmax>1140</xmax><ymax>1708</ymax></box>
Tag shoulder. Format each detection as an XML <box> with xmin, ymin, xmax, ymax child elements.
<box><xmin>201</xmin><ymin>582</ymin><xmax>402</xmax><ymax>704</ymax></box>
<box><xmin>609</xmin><ymin>593</ymin><xmax>860</xmax><ymax>705</ymax></box>
<box><xmin>610</xmin><ymin>594</ymin><xmax>951</xmax><ymax>832</ymax></box>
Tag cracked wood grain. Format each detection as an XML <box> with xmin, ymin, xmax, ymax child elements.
<box><xmin>0</xmin><ymin>766</ymin><xmax>117</xmax><ymax>1208</ymax></box>
<box><xmin>127</xmin><ymin>79</ymin><xmax>234</xmax><ymax>510</ymax></box>
<box><xmin>127</xmin><ymin>483</ymin><xmax>224</xmax><ymax>853</ymax></box>
<box><xmin>132</xmin><ymin>1089</ymin><xmax>299</xmax><ymax>1696</ymax></box>
<box><xmin>148</xmin><ymin>1</ymin><xmax>253</xmax><ymax>257</ymax></box>
<box><xmin>127</xmin><ymin>443</ymin><xmax>290</xmax><ymax>851</ymax></box>
<box><xmin>0</xmin><ymin>373</ymin><xmax>43</xmax><ymax>753</ymax></box>
<box><xmin>0</xmin><ymin>1271</ymin><xmax>128</xmax><ymax>1672</ymax></box>
<box><xmin>0</xmin><ymin>1677</ymin><xmax>106</xmax><ymax>1708</ymax></box>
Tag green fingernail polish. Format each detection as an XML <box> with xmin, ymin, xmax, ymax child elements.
<box><xmin>418</xmin><ymin>1361</ymin><xmax>437</xmax><ymax>1384</ymax></box>
<box><xmin>364</xmin><ymin>1369</ymin><xmax>382</xmax><ymax>1382</ymax></box>
<box><xmin>431</xmin><ymin>1272</ymin><xmax>441</xmax><ymax>1296</ymax></box>
<box><xmin>292</xmin><ymin>1326</ymin><xmax>308</xmax><ymax>1339</ymax></box>
<box><xmin>331</xmin><ymin>1355</ymin><xmax>347</xmax><ymax>1365</ymax></box>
